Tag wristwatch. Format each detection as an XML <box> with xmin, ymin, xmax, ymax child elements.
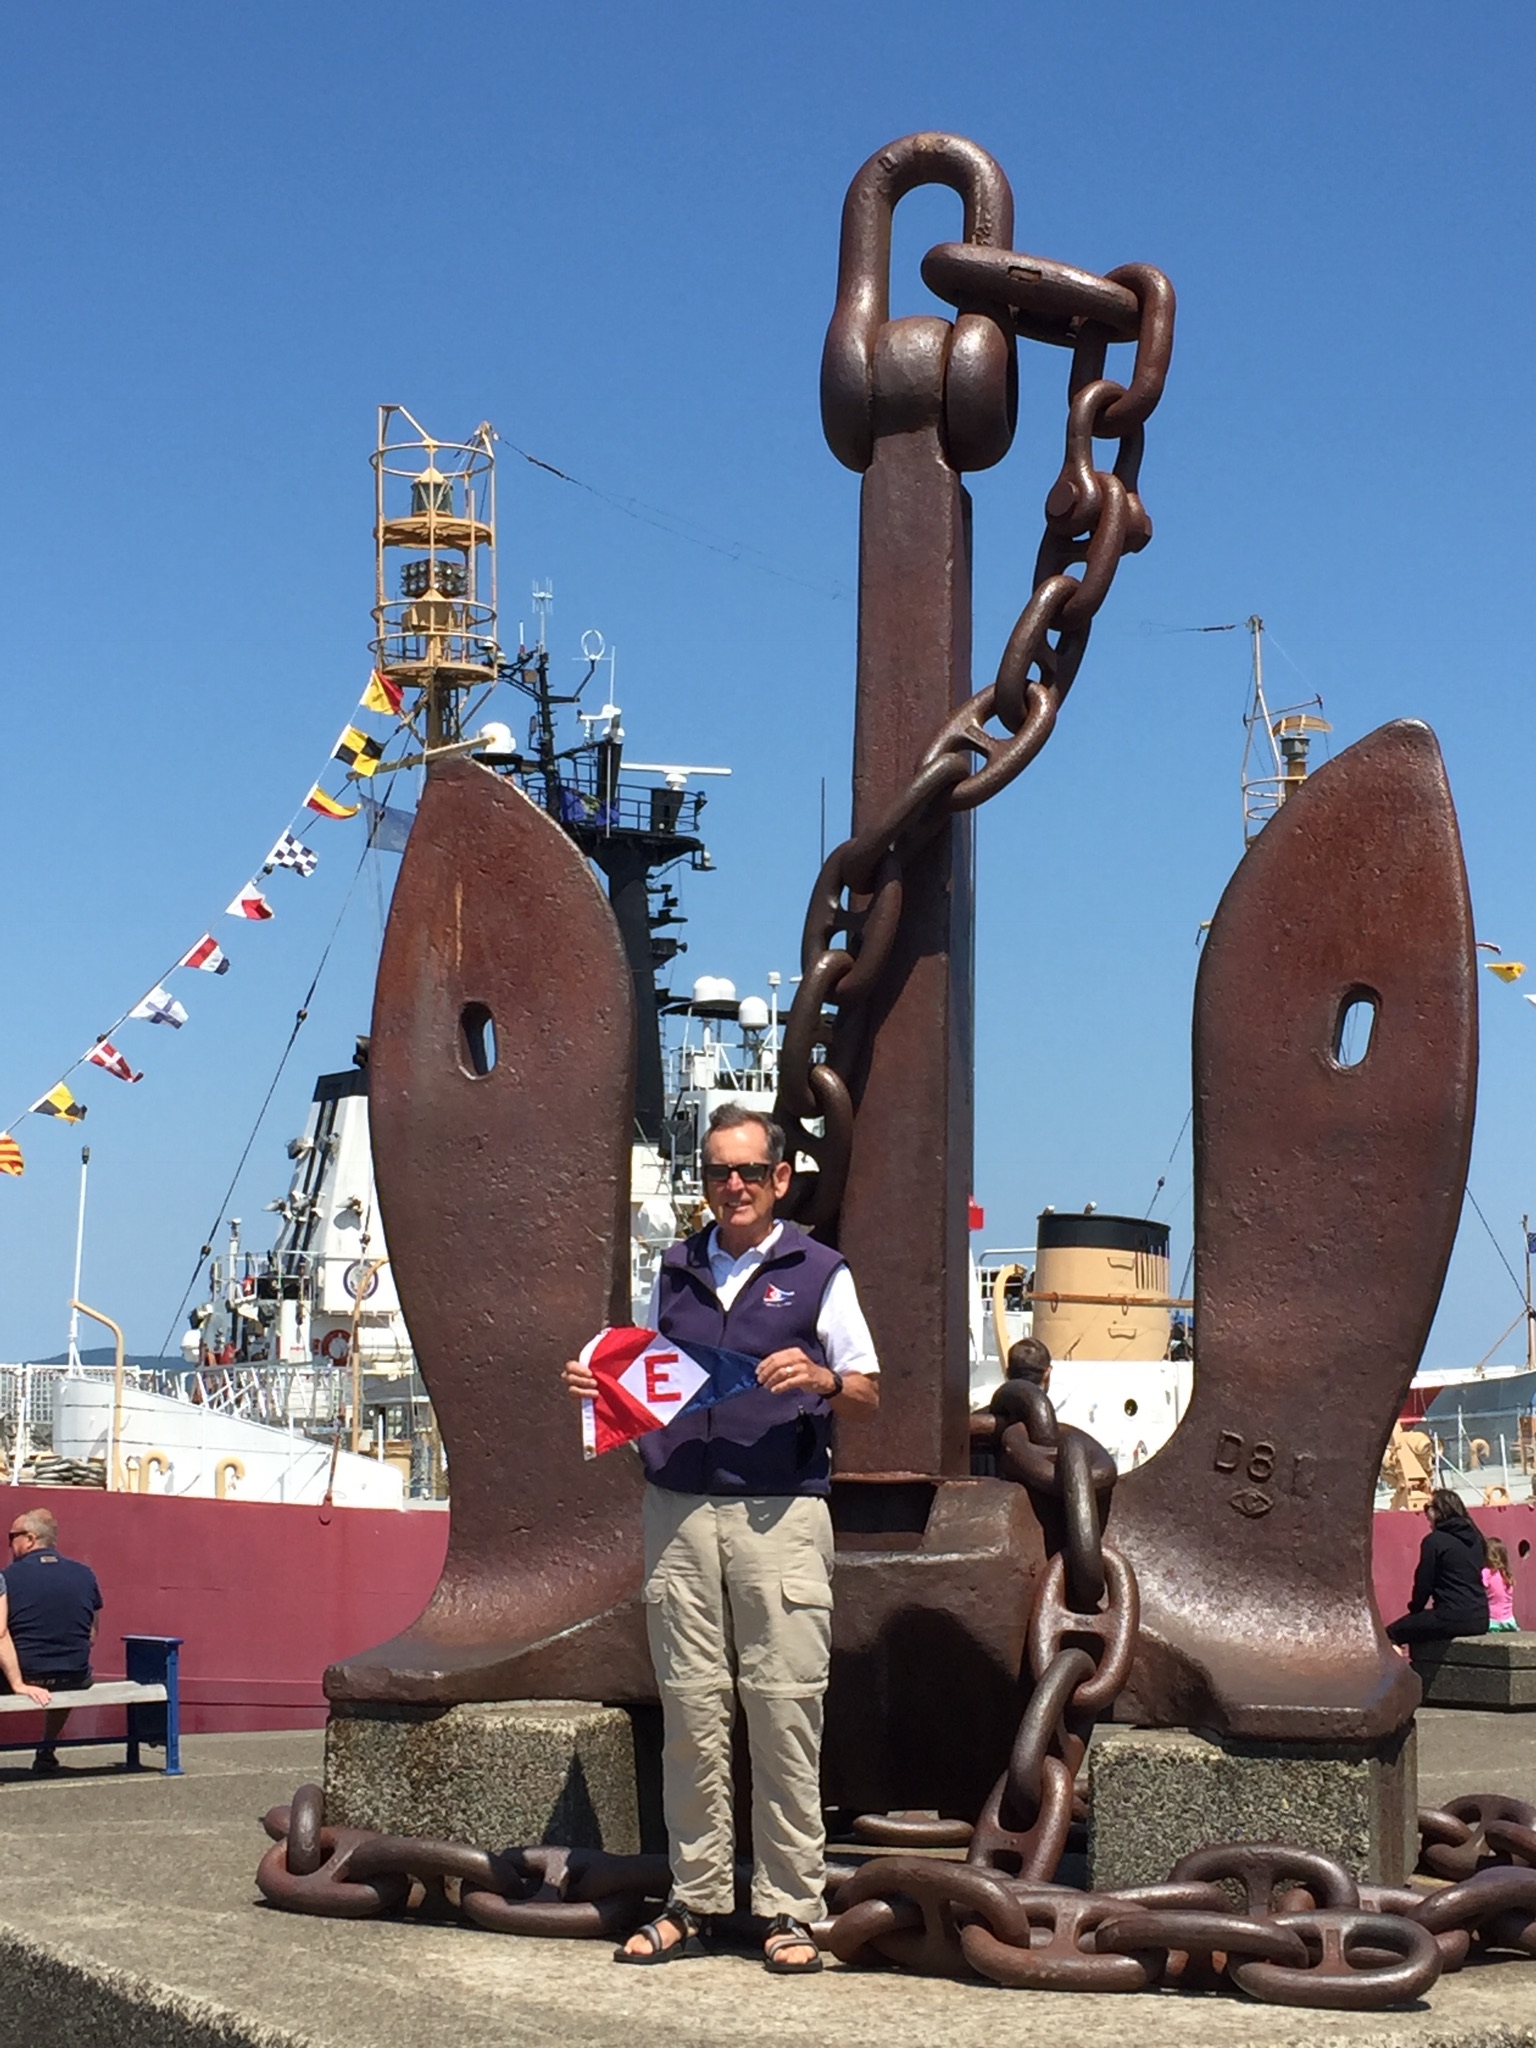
<box><xmin>823</xmin><ymin>1367</ymin><xmax>845</xmax><ymax>1400</ymax></box>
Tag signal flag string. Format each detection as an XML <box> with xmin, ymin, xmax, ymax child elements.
<box><xmin>0</xmin><ymin>673</ymin><xmax>413</xmax><ymax>1179</ymax></box>
<box><xmin>153</xmin><ymin>831</ymin><xmax>376</xmax><ymax>1362</ymax></box>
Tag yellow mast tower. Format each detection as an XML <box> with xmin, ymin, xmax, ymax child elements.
<box><xmin>371</xmin><ymin>408</ymin><xmax>499</xmax><ymax>750</ymax></box>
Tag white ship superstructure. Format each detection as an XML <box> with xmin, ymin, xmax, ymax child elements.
<box><xmin>630</xmin><ymin>977</ymin><xmax>783</xmax><ymax>1316</ymax></box>
<box><xmin>199</xmin><ymin>1058</ymin><xmax>410</xmax><ymax>1378</ymax></box>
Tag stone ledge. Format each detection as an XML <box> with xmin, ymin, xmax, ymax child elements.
<box><xmin>1421</xmin><ymin>1633</ymin><xmax>1536</xmax><ymax>1667</ymax></box>
<box><xmin>324</xmin><ymin>1698</ymin><xmax>640</xmax><ymax>1851</ymax></box>
<box><xmin>0</xmin><ymin>1924</ymin><xmax>310</xmax><ymax>2048</ymax></box>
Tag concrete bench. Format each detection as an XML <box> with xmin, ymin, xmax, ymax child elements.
<box><xmin>1412</xmin><ymin>1631</ymin><xmax>1536</xmax><ymax>1709</ymax></box>
<box><xmin>0</xmin><ymin>1634</ymin><xmax>182</xmax><ymax>1772</ymax></box>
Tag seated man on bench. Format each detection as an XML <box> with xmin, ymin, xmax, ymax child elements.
<box><xmin>0</xmin><ymin>1579</ymin><xmax>51</xmax><ymax>1713</ymax></box>
<box><xmin>3</xmin><ymin>1509</ymin><xmax>102</xmax><ymax>1772</ymax></box>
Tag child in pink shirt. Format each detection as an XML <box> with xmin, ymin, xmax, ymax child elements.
<box><xmin>1483</xmin><ymin>1538</ymin><xmax>1518</xmax><ymax>1630</ymax></box>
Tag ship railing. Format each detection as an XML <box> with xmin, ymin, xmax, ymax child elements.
<box><xmin>1376</xmin><ymin>1437</ymin><xmax>1535</xmax><ymax>1511</ymax></box>
<box><xmin>532</xmin><ymin>771</ymin><xmax>705</xmax><ymax>841</ymax></box>
<box><xmin>1429</xmin><ymin>1448</ymin><xmax>1533</xmax><ymax>1507</ymax></box>
<box><xmin>210</xmin><ymin>1250</ymin><xmax>317</xmax><ymax>1293</ymax></box>
<box><xmin>186</xmin><ymin>1365</ymin><xmax>342</xmax><ymax>1428</ymax></box>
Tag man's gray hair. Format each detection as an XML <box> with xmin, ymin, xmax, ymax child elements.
<box><xmin>704</xmin><ymin>1102</ymin><xmax>787</xmax><ymax>1167</ymax></box>
<box><xmin>15</xmin><ymin>1508</ymin><xmax>57</xmax><ymax>1545</ymax></box>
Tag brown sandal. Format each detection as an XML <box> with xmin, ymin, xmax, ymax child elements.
<box><xmin>613</xmin><ymin>1902</ymin><xmax>711</xmax><ymax>1965</ymax></box>
<box><xmin>763</xmin><ymin>1913</ymin><xmax>823</xmax><ymax>1974</ymax></box>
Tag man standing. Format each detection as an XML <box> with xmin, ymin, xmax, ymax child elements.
<box><xmin>3</xmin><ymin>1508</ymin><xmax>102</xmax><ymax>1771</ymax></box>
<box><xmin>564</xmin><ymin>1103</ymin><xmax>878</xmax><ymax>1971</ymax></box>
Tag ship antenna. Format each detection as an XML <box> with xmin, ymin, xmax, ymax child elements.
<box><xmin>531</xmin><ymin>581</ymin><xmax>552</xmax><ymax>654</ymax></box>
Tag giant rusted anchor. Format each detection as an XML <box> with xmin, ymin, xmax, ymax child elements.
<box><xmin>327</xmin><ymin>135</ymin><xmax>1475</xmax><ymax>1812</ymax></box>
<box><xmin>1113</xmin><ymin>716</ymin><xmax>1473</xmax><ymax>1742</ymax></box>
<box><xmin>330</xmin><ymin>756</ymin><xmax>654</xmax><ymax>1705</ymax></box>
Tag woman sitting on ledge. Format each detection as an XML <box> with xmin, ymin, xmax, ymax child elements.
<box><xmin>1386</xmin><ymin>1488</ymin><xmax>1489</xmax><ymax>1654</ymax></box>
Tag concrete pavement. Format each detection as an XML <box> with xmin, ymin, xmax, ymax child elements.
<box><xmin>2</xmin><ymin>1717</ymin><xmax>1536</xmax><ymax>2048</ymax></box>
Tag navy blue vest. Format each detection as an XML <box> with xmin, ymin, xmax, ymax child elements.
<box><xmin>641</xmin><ymin>1223</ymin><xmax>846</xmax><ymax>1497</ymax></box>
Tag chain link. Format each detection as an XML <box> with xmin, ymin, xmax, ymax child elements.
<box><xmin>779</xmin><ymin>160</ymin><xmax>1174</xmax><ymax>1226</ymax></box>
<box><xmin>256</xmin><ymin>1793</ymin><xmax>673</xmax><ymax>1934</ymax></box>
<box><xmin>964</xmin><ymin>1379</ymin><xmax>1125</xmax><ymax>1877</ymax></box>
<box><xmin>1416</xmin><ymin>1792</ymin><xmax>1536</xmax><ymax>1881</ymax></box>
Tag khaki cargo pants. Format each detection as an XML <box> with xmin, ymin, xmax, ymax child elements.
<box><xmin>641</xmin><ymin>1484</ymin><xmax>833</xmax><ymax>1920</ymax></box>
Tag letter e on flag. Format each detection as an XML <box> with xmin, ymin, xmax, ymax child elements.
<box><xmin>643</xmin><ymin>1351</ymin><xmax>683</xmax><ymax>1405</ymax></box>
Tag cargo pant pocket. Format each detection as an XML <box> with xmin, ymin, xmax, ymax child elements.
<box><xmin>642</xmin><ymin>1570</ymin><xmax>734</xmax><ymax>1692</ymax></box>
<box><xmin>737</xmin><ymin>1574</ymin><xmax>833</xmax><ymax>1698</ymax></box>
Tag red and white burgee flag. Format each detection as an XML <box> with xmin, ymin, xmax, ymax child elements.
<box><xmin>226</xmin><ymin>880</ymin><xmax>274</xmax><ymax>921</ymax></box>
<box><xmin>578</xmin><ymin>1326</ymin><xmax>759</xmax><ymax>1459</ymax></box>
<box><xmin>180</xmin><ymin>933</ymin><xmax>231</xmax><ymax>975</ymax></box>
<box><xmin>86</xmin><ymin>1040</ymin><xmax>142</xmax><ymax>1084</ymax></box>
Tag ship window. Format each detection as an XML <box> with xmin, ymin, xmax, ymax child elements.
<box><xmin>1333</xmin><ymin>988</ymin><xmax>1377</xmax><ymax>1068</ymax></box>
<box><xmin>459</xmin><ymin>1002</ymin><xmax>497</xmax><ymax>1077</ymax></box>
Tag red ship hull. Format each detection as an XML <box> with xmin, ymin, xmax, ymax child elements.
<box><xmin>2</xmin><ymin>1487</ymin><xmax>1530</xmax><ymax>1743</ymax></box>
<box><xmin>1</xmin><ymin>1487</ymin><xmax>446</xmax><ymax>1739</ymax></box>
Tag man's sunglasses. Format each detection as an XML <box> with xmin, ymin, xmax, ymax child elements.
<box><xmin>703</xmin><ymin>1162</ymin><xmax>775</xmax><ymax>1186</ymax></box>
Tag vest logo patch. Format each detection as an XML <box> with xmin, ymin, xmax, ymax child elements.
<box><xmin>763</xmin><ymin>1284</ymin><xmax>795</xmax><ymax>1306</ymax></box>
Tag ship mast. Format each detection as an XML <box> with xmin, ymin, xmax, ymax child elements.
<box><xmin>371</xmin><ymin>409</ymin><xmax>726</xmax><ymax>1147</ymax></box>
<box><xmin>500</xmin><ymin>616</ymin><xmax>725</xmax><ymax>1145</ymax></box>
<box><xmin>1239</xmin><ymin>614</ymin><xmax>1332</xmax><ymax>842</ymax></box>
<box><xmin>371</xmin><ymin>408</ymin><xmax>500</xmax><ymax>752</ymax></box>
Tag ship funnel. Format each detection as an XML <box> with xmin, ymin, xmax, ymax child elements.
<box><xmin>1031</xmin><ymin>1211</ymin><xmax>1172</xmax><ymax>1363</ymax></box>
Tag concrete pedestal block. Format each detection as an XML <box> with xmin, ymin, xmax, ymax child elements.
<box><xmin>1414</xmin><ymin>1633</ymin><xmax>1536</xmax><ymax>1708</ymax></box>
<box><xmin>1088</xmin><ymin>1721</ymin><xmax>1418</xmax><ymax>1890</ymax></box>
<box><xmin>325</xmin><ymin>1699</ymin><xmax>640</xmax><ymax>1852</ymax></box>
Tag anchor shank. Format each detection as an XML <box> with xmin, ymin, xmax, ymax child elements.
<box><xmin>838</xmin><ymin>414</ymin><xmax>975</xmax><ymax>1480</ymax></box>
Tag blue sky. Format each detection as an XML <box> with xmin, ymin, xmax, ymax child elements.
<box><xmin>2</xmin><ymin>3</ymin><xmax>1533</xmax><ymax>1369</ymax></box>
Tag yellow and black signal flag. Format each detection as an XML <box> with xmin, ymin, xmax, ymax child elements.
<box><xmin>33</xmin><ymin>1083</ymin><xmax>86</xmax><ymax>1123</ymax></box>
<box><xmin>333</xmin><ymin>726</ymin><xmax>385</xmax><ymax>778</ymax></box>
<box><xmin>305</xmin><ymin>784</ymin><xmax>361</xmax><ymax>821</ymax></box>
<box><xmin>1487</xmin><ymin>961</ymin><xmax>1527</xmax><ymax>983</ymax></box>
<box><xmin>360</xmin><ymin>670</ymin><xmax>404</xmax><ymax>717</ymax></box>
<box><xmin>0</xmin><ymin>1132</ymin><xmax>23</xmax><ymax>1177</ymax></box>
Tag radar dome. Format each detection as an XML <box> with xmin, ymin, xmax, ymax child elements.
<box><xmin>691</xmin><ymin>976</ymin><xmax>737</xmax><ymax>1004</ymax></box>
<box><xmin>737</xmin><ymin>996</ymin><xmax>770</xmax><ymax>1030</ymax></box>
